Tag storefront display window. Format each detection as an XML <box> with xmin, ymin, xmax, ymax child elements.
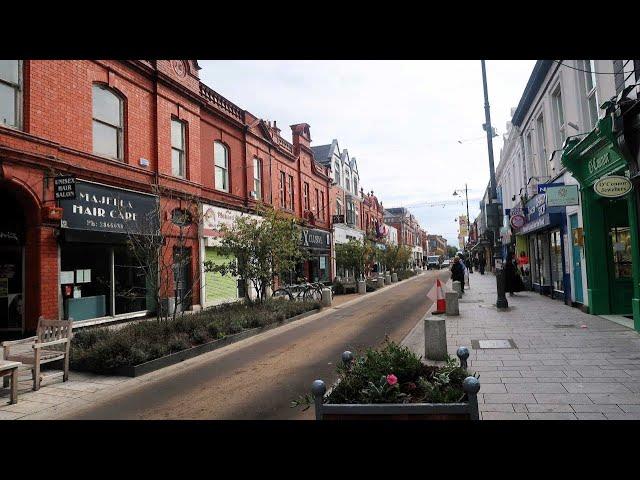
<box><xmin>610</xmin><ymin>227</ymin><xmax>632</xmax><ymax>279</ymax></box>
<box><xmin>114</xmin><ymin>245</ymin><xmax>149</xmax><ymax>315</ymax></box>
<box><xmin>550</xmin><ymin>229</ymin><xmax>564</xmax><ymax>292</ymax></box>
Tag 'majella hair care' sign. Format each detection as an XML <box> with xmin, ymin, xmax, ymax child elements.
<box><xmin>59</xmin><ymin>180</ymin><xmax>159</xmax><ymax>235</ymax></box>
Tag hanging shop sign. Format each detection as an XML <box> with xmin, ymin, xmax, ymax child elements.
<box><xmin>545</xmin><ymin>185</ymin><xmax>580</xmax><ymax>207</ymax></box>
<box><xmin>594</xmin><ymin>175</ymin><xmax>633</xmax><ymax>198</ymax></box>
<box><xmin>510</xmin><ymin>214</ymin><xmax>525</xmax><ymax>229</ymax></box>
<box><xmin>59</xmin><ymin>180</ymin><xmax>159</xmax><ymax>235</ymax></box>
<box><xmin>519</xmin><ymin>214</ymin><xmax>551</xmax><ymax>235</ymax></box>
<box><xmin>54</xmin><ymin>176</ymin><xmax>76</xmax><ymax>200</ymax></box>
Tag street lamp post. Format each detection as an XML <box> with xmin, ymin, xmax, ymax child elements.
<box><xmin>481</xmin><ymin>60</ymin><xmax>508</xmax><ymax>310</ymax></box>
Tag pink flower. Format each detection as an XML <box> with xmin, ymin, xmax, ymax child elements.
<box><xmin>386</xmin><ymin>374</ymin><xmax>398</xmax><ymax>386</ymax></box>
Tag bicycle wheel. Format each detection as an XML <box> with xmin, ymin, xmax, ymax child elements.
<box><xmin>272</xmin><ymin>288</ymin><xmax>293</xmax><ymax>300</ymax></box>
<box><xmin>304</xmin><ymin>287</ymin><xmax>322</xmax><ymax>302</ymax></box>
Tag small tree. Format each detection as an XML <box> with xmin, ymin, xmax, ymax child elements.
<box><xmin>206</xmin><ymin>206</ymin><xmax>307</xmax><ymax>302</ymax></box>
<box><xmin>383</xmin><ymin>244</ymin><xmax>413</xmax><ymax>272</ymax></box>
<box><xmin>120</xmin><ymin>184</ymin><xmax>204</xmax><ymax>322</ymax></box>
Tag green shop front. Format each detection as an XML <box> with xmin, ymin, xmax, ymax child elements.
<box><xmin>201</xmin><ymin>204</ymin><xmax>261</xmax><ymax>305</ymax></box>
<box><xmin>562</xmin><ymin>114</ymin><xmax>640</xmax><ymax>331</ymax></box>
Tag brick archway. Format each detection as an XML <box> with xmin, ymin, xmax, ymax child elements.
<box><xmin>0</xmin><ymin>175</ymin><xmax>52</xmax><ymax>335</ymax></box>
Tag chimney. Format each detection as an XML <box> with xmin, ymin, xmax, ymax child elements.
<box><xmin>290</xmin><ymin>123</ymin><xmax>311</xmax><ymax>149</ymax></box>
<box><xmin>272</xmin><ymin>120</ymin><xmax>281</xmax><ymax>137</ymax></box>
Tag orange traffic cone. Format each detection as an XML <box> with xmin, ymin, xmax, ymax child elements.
<box><xmin>432</xmin><ymin>279</ymin><xmax>446</xmax><ymax>314</ymax></box>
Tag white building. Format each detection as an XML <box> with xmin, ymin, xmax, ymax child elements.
<box><xmin>497</xmin><ymin>60</ymin><xmax>627</xmax><ymax>309</ymax></box>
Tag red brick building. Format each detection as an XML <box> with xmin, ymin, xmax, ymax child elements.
<box><xmin>0</xmin><ymin>60</ymin><xmax>332</xmax><ymax>337</ymax></box>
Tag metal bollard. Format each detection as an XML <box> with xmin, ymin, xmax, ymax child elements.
<box><xmin>385</xmin><ymin>273</ymin><xmax>391</xmax><ymax>284</ymax></box>
<box><xmin>311</xmin><ymin>379</ymin><xmax>327</xmax><ymax>420</ymax></box>
<box><xmin>445</xmin><ymin>291</ymin><xmax>459</xmax><ymax>316</ymax></box>
<box><xmin>456</xmin><ymin>346</ymin><xmax>470</xmax><ymax>369</ymax></box>
<box><xmin>463</xmin><ymin>376</ymin><xmax>481</xmax><ymax>420</ymax></box>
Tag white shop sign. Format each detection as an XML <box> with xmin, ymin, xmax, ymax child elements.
<box><xmin>202</xmin><ymin>204</ymin><xmax>261</xmax><ymax>236</ymax></box>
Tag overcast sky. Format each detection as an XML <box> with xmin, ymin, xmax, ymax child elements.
<box><xmin>199</xmin><ymin>60</ymin><xmax>536</xmax><ymax>246</ymax></box>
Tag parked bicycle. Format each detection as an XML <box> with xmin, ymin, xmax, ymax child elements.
<box><xmin>272</xmin><ymin>281</ymin><xmax>325</xmax><ymax>302</ymax></box>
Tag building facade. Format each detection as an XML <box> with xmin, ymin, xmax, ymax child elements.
<box><xmin>0</xmin><ymin>60</ymin><xmax>333</xmax><ymax>337</ymax></box>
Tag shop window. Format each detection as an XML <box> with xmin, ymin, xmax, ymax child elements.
<box><xmin>114</xmin><ymin>245</ymin><xmax>149</xmax><ymax>315</ymax></box>
<box><xmin>0</xmin><ymin>60</ymin><xmax>21</xmax><ymax>129</ymax></box>
<box><xmin>172</xmin><ymin>119</ymin><xmax>186</xmax><ymax>178</ymax></box>
<box><xmin>536</xmin><ymin>114</ymin><xmax>548</xmax><ymax>177</ymax></box>
<box><xmin>214</xmin><ymin>141</ymin><xmax>229</xmax><ymax>192</ymax></box>
<box><xmin>93</xmin><ymin>84</ymin><xmax>124</xmax><ymax>160</ymax></box>
<box><xmin>610</xmin><ymin>227</ymin><xmax>632</xmax><ymax>279</ymax></box>
<box><xmin>205</xmin><ymin>248</ymin><xmax>238</xmax><ymax>305</ymax></box>
<box><xmin>550</xmin><ymin>230</ymin><xmax>564</xmax><ymax>292</ymax></box>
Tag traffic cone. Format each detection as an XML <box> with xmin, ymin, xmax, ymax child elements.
<box><xmin>432</xmin><ymin>279</ymin><xmax>446</xmax><ymax>315</ymax></box>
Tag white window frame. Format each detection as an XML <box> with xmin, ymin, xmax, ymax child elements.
<box><xmin>551</xmin><ymin>83</ymin><xmax>566</xmax><ymax>149</ymax></box>
<box><xmin>0</xmin><ymin>60</ymin><xmax>22</xmax><ymax>130</ymax></box>
<box><xmin>253</xmin><ymin>157</ymin><xmax>262</xmax><ymax>200</ymax></box>
<box><xmin>171</xmin><ymin>119</ymin><xmax>186</xmax><ymax>178</ymax></box>
<box><xmin>535</xmin><ymin>113</ymin><xmax>548</xmax><ymax>177</ymax></box>
<box><xmin>214</xmin><ymin>141</ymin><xmax>229</xmax><ymax>192</ymax></box>
<box><xmin>93</xmin><ymin>84</ymin><xmax>124</xmax><ymax>161</ymax></box>
<box><xmin>334</xmin><ymin>162</ymin><xmax>341</xmax><ymax>186</ymax></box>
<box><xmin>279</xmin><ymin>171</ymin><xmax>286</xmax><ymax>208</ymax></box>
<box><xmin>579</xmin><ymin>60</ymin><xmax>600</xmax><ymax>131</ymax></box>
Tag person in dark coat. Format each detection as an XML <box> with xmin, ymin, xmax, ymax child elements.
<box><xmin>450</xmin><ymin>256</ymin><xmax>465</xmax><ymax>293</ymax></box>
<box><xmin>504</xmin><ymin>252</ymin><xmax>518</xmax><ymax>296</ymax></box>
<box><xmin>479</xmin><ymin>254</ymin><xmax>486</xmax><ymax>275</ymax></box>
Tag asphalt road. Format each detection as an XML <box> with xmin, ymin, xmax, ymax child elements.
<box><xmin>70</xmin><ymin>270</ymin><xmax>449</xmax><ymax>420</ymax></box>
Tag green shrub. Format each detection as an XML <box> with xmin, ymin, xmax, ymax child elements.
<box><xmin>292</xmin><ymin>339</ymin><xmax>476</xmax><ymax>408</ymax></box>
<box><xmin>70</xmin><ymin>298</ymin><xmax>320</xmax><ymax>374</ymax></box>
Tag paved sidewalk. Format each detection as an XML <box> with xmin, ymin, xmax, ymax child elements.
<box><xmin>402</xmin><ymin>272</ymin><xmax>640</xmax><ymax>420</ymax></box>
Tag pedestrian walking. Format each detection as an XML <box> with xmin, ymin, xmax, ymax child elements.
<box><xmin>504</xmin><ymin>252</ymin><xmax>518</xmax><ymax>297</ymax></box>
<box><xmin>451</xmin><ymin>256</ymin><xmax>465</xmax><ymax>294</ymax></box>
<box><xmin>479</xmin><ymin>254</ymin><xmax>486</xmax><ymax>275</ymax></box>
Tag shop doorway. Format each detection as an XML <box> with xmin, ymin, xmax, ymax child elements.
<box><xmin>605</xmin><ymin>199</ymin><xmax>632</xmax><ymax>315</ymax></box>
<box><xmin>0</xmin><ymin>186</ymin><xmax>27</xmax><ymax>335</ymax></box>
<box><xmin>570</xmin><ymin>214</ymin><xmax>584</xmax><ymax>304</ymax></box>
<box><xmin>173</xmin><ymin>246</ymin><xmax>192</xmax><ymax>312</ymax></box>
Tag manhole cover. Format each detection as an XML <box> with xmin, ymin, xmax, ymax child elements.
<box><xmin>471</xmin><ymin>339</ymin><xmax>517</xmax><ymax>349</ymax></box>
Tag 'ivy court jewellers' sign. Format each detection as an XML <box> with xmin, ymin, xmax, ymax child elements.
<box><xmin>594</xmin><ymin>176</ymin><xmax>633</xmax><ymax>198</ymax></box>
<box><xmin>59</xmin><ymin>180</ymin><xmax>158</xmax><ymax>235</ymax></box>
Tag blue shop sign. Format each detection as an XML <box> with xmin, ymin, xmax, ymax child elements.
<box><xmin>538</xmin><ymin>183</ymin><xmax>563</xmax><ymax>194</ymax></box>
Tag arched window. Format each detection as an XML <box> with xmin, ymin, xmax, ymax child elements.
<box><xmin>334</xmin><ymin>162</ymin><xmax>341</xmax><ymax>186</ymax></box>
<box><xmin>92</xmin><ymin>84</ymin><xmax>124</xmax><ymax>160</ymax></box>
<box><xmin>214</xmin><ymin>141</ymin><xmax>229</xmax><ymax>192</ymax></box>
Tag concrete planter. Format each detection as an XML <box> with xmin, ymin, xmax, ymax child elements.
<box><xmin>391</xmin><ymin>273</ymin><xmax>398</xmax><ymax>283</ymax></box>
<box><xmin>98</xmin><ymin>309</ymin><xmax>321</xmax><ymax>377</ymax></box>
<box><xmin>357</xmin><ymin>280</ymin><xmax>366</xmax><ymax>294</ymax></box>
<box><xmin>311</xmin><ymin>348</ymin><xmax>480</xmax><ymax>420</ymax></box>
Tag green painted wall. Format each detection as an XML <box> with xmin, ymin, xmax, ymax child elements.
<box><xmin>205</xmin><ymin>248</ymin><xmax>238</xmax><ymax>304</ymax></box>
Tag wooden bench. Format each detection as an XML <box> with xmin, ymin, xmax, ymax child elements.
<box><xmin>2</xmin><ymin>317</ymin><xmax>73</xmax><ymax>391</ymax></box>
<box><xmin>0</xmin><ymin>360</ymin><xmax>21</xmax><ymax>404</ymax></box>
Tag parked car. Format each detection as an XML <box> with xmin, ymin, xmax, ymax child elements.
<box><xmin>441</xmin><ymin>258</ymin><xmax>451</xmax><ymax>268</ymax></box>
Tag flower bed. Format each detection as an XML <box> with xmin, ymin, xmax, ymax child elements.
<box><xmin>71</xmin><ymin>299</ymin><xmax>320</xmax><ymax>375</ymax></box>
<box><xmin>294</xmin><ymin>340</ymin><xmax>480</xmax><ymax>420</ymax></box>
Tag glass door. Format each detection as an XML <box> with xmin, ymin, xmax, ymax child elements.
<box><xmin>0</xmin><ymin>245</ymin><xmax>23</xmax><ymax>333</ymax></box>
<box><xmin>605</xmin><ymin>198</ymin><xmax>632</xmax><ymax>315</ymax></box>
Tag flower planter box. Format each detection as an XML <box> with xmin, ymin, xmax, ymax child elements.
<box><xmin>310</xmin><ymin>348</ymin><xmax>480</xmax><ymax>420</ymax></box>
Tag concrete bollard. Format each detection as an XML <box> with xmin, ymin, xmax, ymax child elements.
<box><xmin>452</xmin><ymin>281</ymin><xmax>462</xmax><ymax>299</ymax></box>
<box><xmin>392</xmin><ymin>272</ymin><xmax>398</xmax><ymax>283</ymax></box>
<box><xmin>377</xmin><ymin>277</ymin><xmax>385</xmax><ymax>289</ymax></box>
<box><xmin>357</xmin><ymin>280</ymin><xmax>366</xmax><ymax>294</ymax></box>
<box><xmin>321</xmin><ymin>288</ymin><xmax>332</xmax><ymax>307</ymax></box>
<box><xmin>385</xmin><ymin>273</ymin><xmax>391</xmax><ymax>284</ymax></box>
<box><xmin>424</xmin><ymin>317</ymin><xmax>448</xmax><ymax>361</ymax></box>
<box><xmin>445</xmin><ymin>291</ymin><xmax>459</xmax><ymax>316</ymax></box>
